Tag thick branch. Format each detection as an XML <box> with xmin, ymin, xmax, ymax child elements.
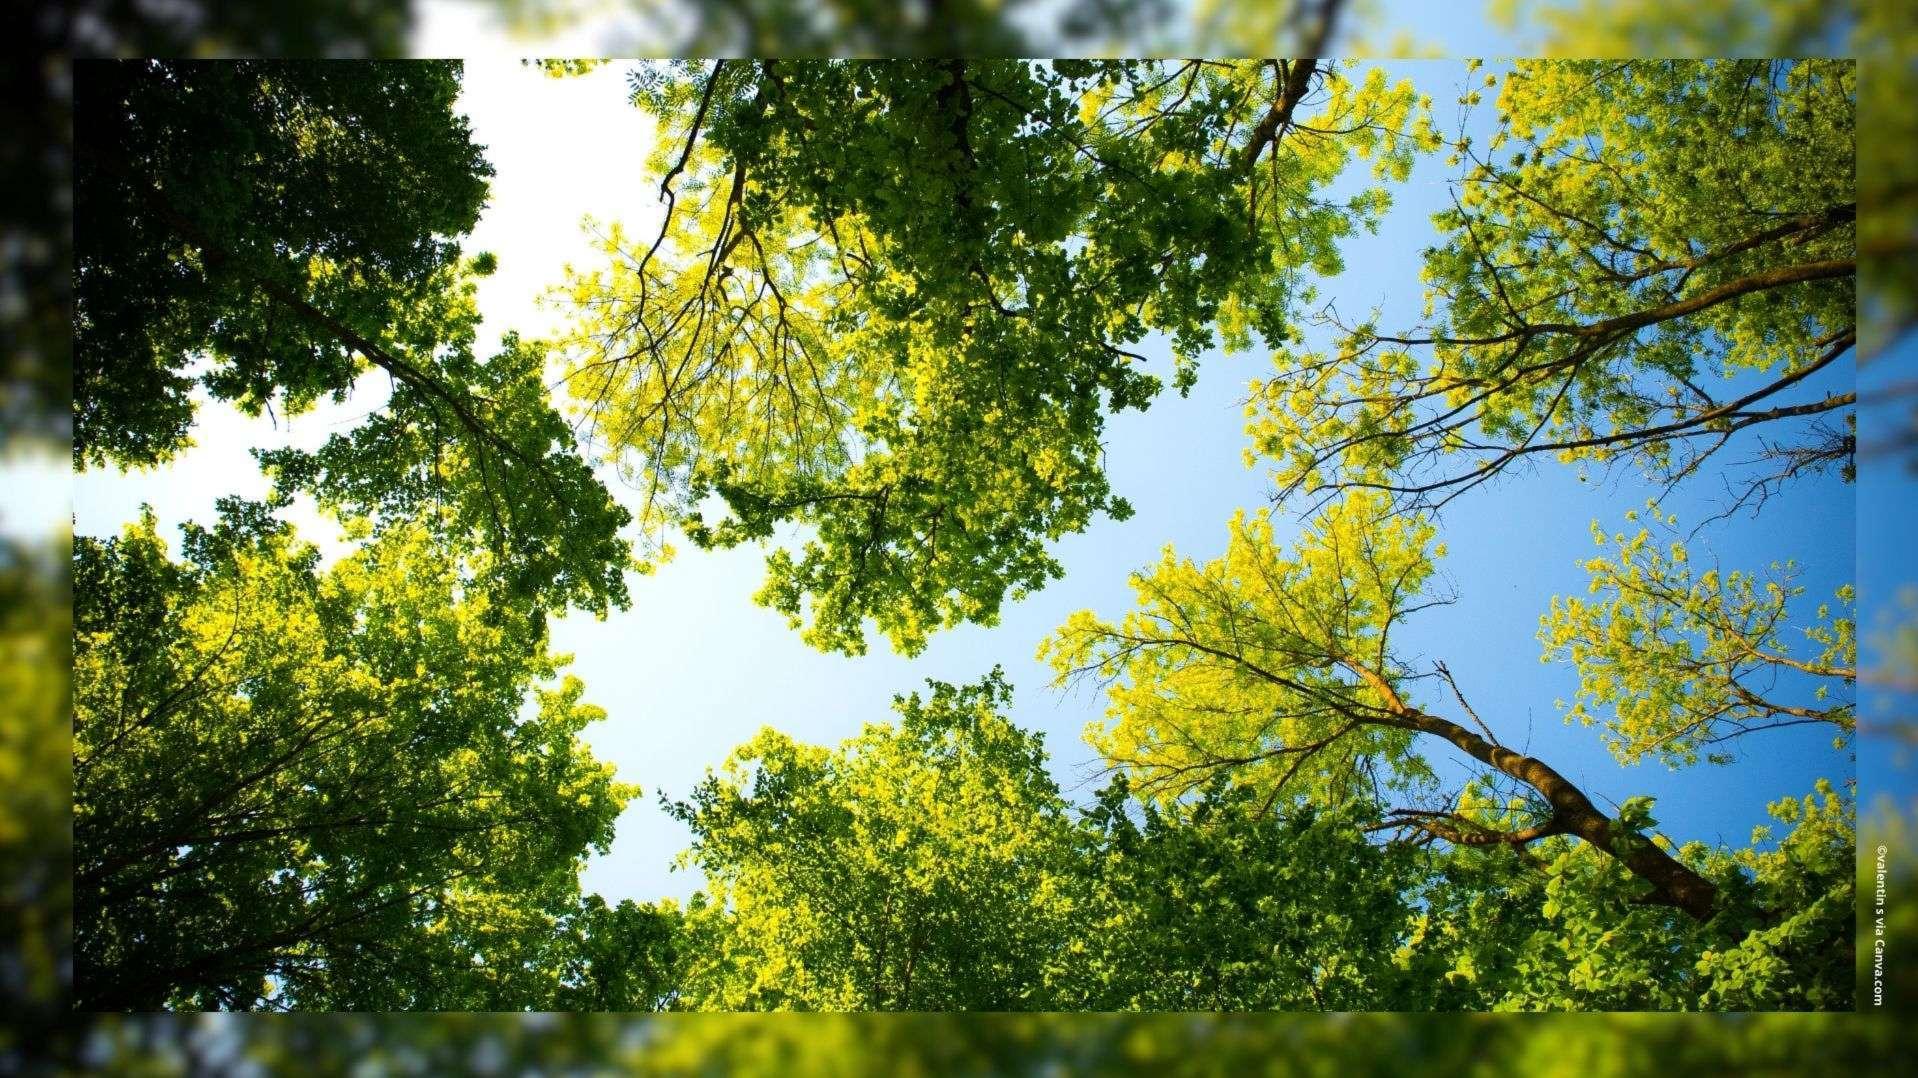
<box><xmin>1239</xmin><ymin>60</ymin><xmax>1319</xmax><ymax>172</ymax></box>
<box><xmin>1338</xmin><ymin>657</ymin><xmax>1718</xmax><ymax>920</ymax></box>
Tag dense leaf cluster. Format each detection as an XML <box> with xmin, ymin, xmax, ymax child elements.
<box><xmin>560</xmin><ymin>59</ymin><xmax>1431</xmax><ymax>653</ymax></box>
<box><xmin>73</xmin><ymin>509</ymin><xmax>638</xmax><ymax>1009</ymax></box>
<box><xmin>76</xmin><ymin>60</ymin><xmax>633</xmax><ymax>615</ymax></box>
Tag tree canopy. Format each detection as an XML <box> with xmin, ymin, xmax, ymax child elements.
<box><xmin>557</xmin><ymin>58</ymin><xmax>1434</xmax><ymax>654</ymax></box>
<box><xmin>1063</xmin><ymin>778</ymin><xmax>1425</xmax><ymax>1010</ymax></box>
<box><xmin>1045</xmin><ymin>492</ymin><xmax>1729</xmax><ymax>921</ymax></box>
<box><xmin>75</xmin><ymin>60</ymin><xmax>633</xmax><ymax>615</ymax></box>
<box><xmin>75</xmin><ymin>60</ymin><xmax>487</xmax><ymax>469</ymax></box>
<box><xmin>1248</xmin><ymin>60</ymin><xmax>1855</xmax><ymax>515</ymax></box>
<box><xmin>667</xmin><ymin>672</ymin><xmax>1081</xmax><ymax>1010</ymax></box>
<box><xmin>73</xmin><ymin>508</ymin><xmax>634</xmax><ymax>1009</ymax></box>
<box><xmin>1539</xmin><ymin>504</ymin><xmax>1854</xmax><ymax>767</ymax></box>
<box><xmin>65</xmin><ymin>57</ymin><xmax>1862</xmax><ymax>1017</ymax></box>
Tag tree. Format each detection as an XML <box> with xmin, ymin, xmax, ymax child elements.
<box><xmin>557</xmin><ymin>58</ymin><xmax>1434</xmax><ymax>654</ymax></box>
<box><xmin>1539</xmin><ymin>504</ymin><xmax>1854</xmax><ymax>767</ymax></box>
<box><xmin>1496</xmin><ymin>1</ymin><xmax>1918</xmax><ymax>694</ymax></box>
<box><xmin>1393</xmin><ymin>777</ymin><xmax>1853</xmax><ymax>1010</ymax></box>
<box><xmin>666</xmin><ymin>672</ymin><xmax>1080</xmax><ymax>1009</ymax></box>
<box><xmin>1249</xmin><ymin>60</ymin><xmax>1855</xmax><ymax>515</ymax></box>
<box><xmin>1044</xmin><ymin>493</ymin><xmax>1722</xmax><ymax>920</ymax></box>
<box><xmin>1687</xmin><ymin>779</ymin><xmax>1854</xmax><ymax>1009</ymax></box>
<box><xmin>76</xmin><ymin>61</ymin><xmax>482</xmax><ymax>468</ymax></box>
<box><xmin>548</xmin><ymin>895</ymin><xmax>686</xmax><ymax>1011</ymax></box>
<box><xmin>75</xmin><ymin>60</ymin><xmax>632</xmax><ymax>614</ymax></box>
<box><xmin>72</xmin><ymin>507</ymin><xmax>635</xmax><ymax>1010</ymax></box>
<box><xmin>1063</xmin><ymin>777</ymin><xmax>1426</xmax><ymax>1010</ymax></box>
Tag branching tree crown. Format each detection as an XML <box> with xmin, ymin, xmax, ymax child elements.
<box><xmin>76</xmin><ymin>60</ymin><xmax>634</xmax><ymax>615</ymax></box>
<box><xmin>1539</xmin><ymin>503</ymin><xmax>1855</xmax><ymax>767</ymax></box>
<box><xmin>558</xmin><ymin>58</ymin><xmax>1436</xmax><ymax>654</ymax></box>
<box><xmin>1046</xmin><ymin>492</ymin><xmax>1724</xmax><ymax>920</ymax></box>
<box><xmin>1248</xmin><ymin>59</ymin><xmax>1855</xmax><ymax>514</ymax></box>
<box><xmin>666</xmin><ymin>671</ymin><xmax>1080</xmax><ymax>1010</ymax></box>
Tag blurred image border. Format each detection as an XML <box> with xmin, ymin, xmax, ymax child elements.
<box><xmin>8</xmin><ymin>0</ymin><xmax>1916</xmax><ymax>1071</ymax></box>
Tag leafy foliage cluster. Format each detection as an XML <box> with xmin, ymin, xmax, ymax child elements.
<box><xmin>76</xmin><ymin>61</ymin><xmax>488</xmax><ymax>469</ymax></box>
<box><xmin>75</xmin><ymin>60</ymin><xmax>634</xmax><ymax>615</ymax></box>
<box><xmin>73</xmin><ymin>509</ymin><xmax>639</xmax><ymax>1009</ymax></box>
<box><xmin>1540</xmin><ymin>504</ymin><xmax>1854</xmax><ymax>766</ymax></box>
<box><xmin>1248</xmin><ymin>60</ymin><xmax>1856</xmax><ymax>513</ymax></box>
<box><xmin>559</xmin><ymin>58</ymin><xmax>1434</xmax><ymax>654</ymax></box>
<box><xmin>666</xmin><ymin>673</ymin><xmax>1080</xmax><ymax>1010</ymax></box>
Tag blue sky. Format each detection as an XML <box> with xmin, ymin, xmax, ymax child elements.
<box><xmin>70</xmin><ymin>60</ymin><xmax>1878</xmax><ymax>905</ymax></box>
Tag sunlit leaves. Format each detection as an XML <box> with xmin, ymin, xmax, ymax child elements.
<box><xmin>1249</xmin><ymin>60</ymin><xmax>1856</xmax><ymax>511</ymax></box>
<box><xmin>1691</xmin><ymin>779</ymin><xmax>1855</xmax><ymax>1009</ymax></box>
<box><xmin>560</xmin><ymin>59</ymin><xmax>1431</xmax><ymax>654</ymax></box>
<box><xmin>1539</xmin><ymin>505</ymin><xmax>1855</xmax><ymax>766</ymax></box>
<box><xmin>666</xmin><ymin>671</ymin><xmax>1079</xmax><ymax>1010</ymax></box>
<box><xmin>255</xmin><ymin>265</ymin><xmax>635</xmax><ymax>617</ymax></box>
<box><xmin>1043</xmin><ymin>492</ymin><xmax>1439</xmax><ymax>809</ymax></box>
<box><xmin>72</xmin><ymin>510</ymin><xmax>635</xmax><ymax>1009</ymax></box>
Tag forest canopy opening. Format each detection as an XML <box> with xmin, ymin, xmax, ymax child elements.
<box><xmin>68</xmin><ymin>56</ymin><xmax>1858</xmax><ymax>1013</ymax></box>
